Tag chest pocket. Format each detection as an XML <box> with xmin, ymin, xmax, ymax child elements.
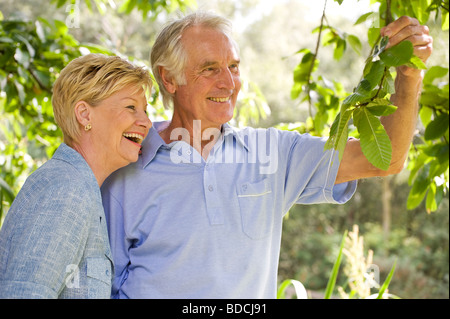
<box><xmin>86</xmin><ymin>256</ymin><xmax>113</xmax><ymax>298</ymax></box>
<box><xmin>237</xmin><ymin>179</ymin><xmax>274</xmax><ymax>240</ymax></box>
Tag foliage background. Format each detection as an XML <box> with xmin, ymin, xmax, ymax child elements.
<box><xmin>0</xmin><ymin>0</ymin><xmax>448</xmax><ymax>298</ymax></box>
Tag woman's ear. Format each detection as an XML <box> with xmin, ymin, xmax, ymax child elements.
<box><xmin>159</xmin><ymin>66</ymin><xmax>177</xmax><ymax>94</ymax></box>
<box><xmin>74</xmin><ymin>101</ymin><xmax>92</xmax><ymax>128</ymax></box>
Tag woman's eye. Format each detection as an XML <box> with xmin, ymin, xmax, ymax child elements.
<box><xmin>126</xmin><ymin>105</ymin><xmax>136</xmax><ymax>111</ymax></box>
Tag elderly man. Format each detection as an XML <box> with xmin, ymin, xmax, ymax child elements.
<box><xmin>101</xmin><ymin>11</ymin><xmax>432</xmax><ymax>298</ymax></box>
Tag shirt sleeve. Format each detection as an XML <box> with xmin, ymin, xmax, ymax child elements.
<box><xmin>280</xmin><ymin>130</ymin><xmax>357</xmax><ymax>213</ymax></box>
<box><xmin>0</xmin><ymin>179</ymin><xmax>91</xmax><ymax>298</ymax></box>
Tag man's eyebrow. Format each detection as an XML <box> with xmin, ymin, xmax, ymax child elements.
<box><xmin>198</xmin><ymin>59</ymin><xmax>240</xmax><ymax>69</ymax></box>
<box><xmin>199</xmin><ymin>61</ymin><xmax>218</xmax><ymax>69</ymax></box>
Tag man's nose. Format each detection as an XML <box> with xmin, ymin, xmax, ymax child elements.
<box><xmin>217</xmin><ymin>67</ymin><xmax>236</xmax><ymax>90</ymax></box>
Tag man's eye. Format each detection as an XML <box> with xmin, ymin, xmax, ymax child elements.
<box><xmin>230</xmin><ymin>64</ymin><xmax>239</xmax><ymax>72</ymax></box>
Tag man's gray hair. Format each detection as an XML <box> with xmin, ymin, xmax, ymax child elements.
<box><xmin>150</xmin><ymin>11</ymin><xmax>237</xmax><ymax>109</ymax></box>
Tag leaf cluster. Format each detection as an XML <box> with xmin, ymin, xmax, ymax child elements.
<box><xmin>51</xmin><ymin>0</ymin><xmax>196</xmax><ymax>19</ymax></box>
<box><xmin>0</xmin><ymin>15</ymin><xmax>85</xmax><ymax>217</ymax></box>
<box><xmin>325</xmin><ymin>37</ymin><xmax>426</xmax><ymax>171</ymax></box>
<box><xmin>1</xmin><ymin>0</ymin><xmax>196</xmax><ymax>221</ymax></box>
<box><xmin>407</xmin><ymin>66</ymin><xmax>449</xmax><ymax>212</ymax></box>
<box><xmin>290</xmin><ymin>0</ymin><xmax>449</xmax><ymax>213</ymax></box>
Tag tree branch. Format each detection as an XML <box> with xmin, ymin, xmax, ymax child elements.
<box><xmin>306</xmin><ymin>0</ymin><xmax>328</xmax><ymax>118</ymax></box>
<box><xmin>385</xmin><ymin>0</ymin><xmax>394</xmax><ymax>25</ymax></box>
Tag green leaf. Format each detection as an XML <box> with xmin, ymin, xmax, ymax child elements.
<box><xmin>412</xmin><ymin>0</ymin><xmax>431</xmax><ymax>25</ymax></box>
<box><xmin>14</xmin><ymin>48</ymin><xmax>31</xmax><ymax>69</ymax></box>
<box><xmin>342</xmin><ymin>84</ymin><xmax>371</xmax><ymax>107</ymax></box>
<box><xmin>325</xmin><ymin>109</ymin><xmax>353</xmax><ymax>162</ymax></box>
<box><xmin>354</xmin><ymin>107</ymin><xmax>392</xmax><ymax>170</ymax></box>
<box><xmin>405</xmin><ymin>55</ymin><xmax>427</xmax><ymax>70</ymax></box>
<box><xmin>379</xmin><ymin>41</ymin><xmax>414</xmax><ymax>67</ymax></box>
<box><xmin>407</xmin><ymin>163</ymin><xmax>431</xmax><ymax>210</ymax></box>
<box><xmin>366</xmin><ymin>100</ymin><xmax>398</xmax><ymax>116</ymax></box>
<box><xmin>0</xmin><ymin>177</ymin><xmax>15</xmax><ymax>202</ymax></box>
<box><xmin>376</xmin><ymin>260</ymin><xmax>396</xmax><ymax>299</ymax></box>
<box><xmin>35</xmin><ymin>20</ymin><xmax>46</xmax><ymax>42</ymax></box>
<box><xmin>426</xmin><ymin>183</ymin><xmax>438</xmax><ymax>213</ymax></box>
<box><xmin>277</xmin><ymin>279</ymin><xmax>308</xmax><ymax>299</ymax></box>
<box><xmin>442</xmin><ymin>9</ymin><xmax>449</xmax><ymax>30</ymax></box>
<box><xmin>14</xmin><ymin>80</ymin><xmax>25</xmax><ymax>105</ymax></box>
<box><xmin>423</xmin><ymin>66</ymin><xmax>448</xmax><ymax>85</ymax></box>
<box><xmin>424</xmin><ymin>113</ymin><xmax>449</xmax><ymax>140</ymax></box>
<box><xmin>364</xmin><ymin>60</ymin><xmax>386</xmax><ymax>90</ymax></box>
<box><xmin>368</xmin><ymin>27</ymin><xmax>381</xmax><ymax>47</ymax></box>
<box><xmin>333</xmin><ymin>39</ymin><xmax>346</xmax><ymax>61</ymax></box>
<box><xmin>324</xmin><ymin>230</ymin><xmax>347</xmax><ymax>299</ymax></box>
<box><xmin>382</xmin><ymin>71</ymin><xmax>396</xmax><ymax>94</ymax></box>
<box><xmin>354</xmin><ymin>12</ymin><xmax>376</xmax><ymax>25</ymax></box>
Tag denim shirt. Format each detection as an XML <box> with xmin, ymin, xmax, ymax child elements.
<box><xmin>0</xmin><ymin>143</ymin><xmax>113</xmax><ymax>299</ymax></box>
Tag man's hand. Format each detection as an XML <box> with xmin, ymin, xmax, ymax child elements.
<box><xmin>380</xmin><ymin>16</ymin><xmax>433</xmax><ymax>77</ymax></box>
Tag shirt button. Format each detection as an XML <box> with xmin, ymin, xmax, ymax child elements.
<box><xmin>106</xmin><ymin>269</ymin><xmax>110</xmax><ymax>276</ymax></box>
<box><xmin>242</xmin><ymin>184</ymin><xmax>248</xmax><ymax>192</ymax></box>
<box><xmin>186</xmin><ymin>150</ymin><xmax>192</xmax><ymax>155</ymax></box>
<box><xmin>208</xmin><ymin>185</ymin><xmax>214</xmax><ymax>192</ymax></box>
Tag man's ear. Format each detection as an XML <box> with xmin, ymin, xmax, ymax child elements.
<box><xmin>74</xmin><ymin>101</ymin><xmax>92</xmax><ymax>127</ymax></box>
<box><xmin>159</xmin><ymin>66</ymin><xmax>177</xmax><ymax>94</ymax></box>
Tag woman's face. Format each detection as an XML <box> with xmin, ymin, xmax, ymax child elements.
<box><xmin>89</xmin><ymin>85</ymin><xmax>152</xmax><ymax>169</ymax></box>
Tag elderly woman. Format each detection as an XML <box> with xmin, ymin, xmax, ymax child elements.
<box><xmin>0</xmin><ymin>54</ymin><xmax>152</xmax><ymax>298</ymax></box>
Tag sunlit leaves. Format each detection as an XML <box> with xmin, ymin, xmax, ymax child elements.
<box><xmin>51</xmin><ymin>0</ymin><xmax>197</xmax><ymax>19</ymax></box>
<box><xmin>326</xmin><ymin>35</ymin><xmax>429</xmax><ymax>172</ymax></box>
<box><xmin>354</xmin><ymin>107</ymin><xmax>392</xmax><ymax>171</ymax></box>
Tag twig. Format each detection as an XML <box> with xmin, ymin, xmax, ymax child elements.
<box><xmin>385</xmin><ymin>0</ymin><xmax>394</xmax><ymax>25</ymax></box>
<box><xmin>306</xmin><ymin>0</ymin><xmax>328</xmax><ymax>118</ymax></box>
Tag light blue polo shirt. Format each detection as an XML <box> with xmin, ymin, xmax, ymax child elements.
<box><xmin>101</xmin><ymin>122</ymin><xmax>357</xmax><ymax>299</ymax></box>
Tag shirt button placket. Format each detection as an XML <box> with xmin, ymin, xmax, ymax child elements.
<box><xmin>203</xmin><ymin>162</ymin><xmax>223</xmax><ymax>225</ymax></box>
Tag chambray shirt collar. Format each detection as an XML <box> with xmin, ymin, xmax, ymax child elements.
<box><xmin>140</xmin><ymin>121</ymin><xmax>250</xmax><ymax>168</ymax></box>
<box><xmin>53</xmin><ymin>143</ymin><xmax>98</xmax><ymax>187</ymax></box>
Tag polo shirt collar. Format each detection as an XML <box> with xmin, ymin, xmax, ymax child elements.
<box><xmin>140</xmin><ymin>124</ymin><xmax>165</xmax><ymax>168</ymax></box>
<box><xmin>222</xmin><ymin>123</ymin><xmax>250</xmax><ymax>152</ymax></box>
<box><xmin>140</xmin><ymin>121</ymin><xmax>250</xmax><ymax>168</ymax></box>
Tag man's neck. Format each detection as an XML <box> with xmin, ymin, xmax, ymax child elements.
<box><xmin>158</xmin><ymin>119</ymin><xmax>223</xmax><ymax>160</ymax></box>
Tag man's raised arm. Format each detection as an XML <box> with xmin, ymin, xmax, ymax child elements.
<box><xmin>336</xmin><ymin>16</ymin><xmax>433</xmax><ymax>184</ymax></box>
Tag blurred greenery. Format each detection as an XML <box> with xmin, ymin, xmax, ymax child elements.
<box><xmin>0</xmin><ymin>0</ymin><xmax>448</xmax><ymax>299</ymax></box>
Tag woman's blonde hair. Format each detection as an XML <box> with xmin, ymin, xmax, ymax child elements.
<box><xmin>52</xmin><ymin>53</ymin><xmax>152</xmax><ymax>146</ymax></box>
<box><xmin>150</xmin><ymin>11</ymin><xmax>237</xmax><ymax>109</ymax></box>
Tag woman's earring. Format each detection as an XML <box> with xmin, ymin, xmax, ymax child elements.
<box><xmin>84</xmin><ymin>123</ymin><xmax>92</xmax><ymax>131</ymax></box>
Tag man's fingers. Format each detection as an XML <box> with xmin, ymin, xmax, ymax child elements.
<box><xmin>381</xmin><ymin>16</ymin><xmax>420</xmax><ymax>37</ymax></box>
<box><xmin>413</xmin><ymin>42</ymin><xmax>434</xmax><ymax>62</ymax></box>
<box><xmin>385</xmin><ymin>25</ymin><xmax>430</xmax><ymax>48</ymax></box>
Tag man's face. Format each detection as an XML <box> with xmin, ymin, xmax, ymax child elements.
<box><xmin>173</xmin><ymin>26</ymin><xmax>241</xmax><ymax>129</ymax></box>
